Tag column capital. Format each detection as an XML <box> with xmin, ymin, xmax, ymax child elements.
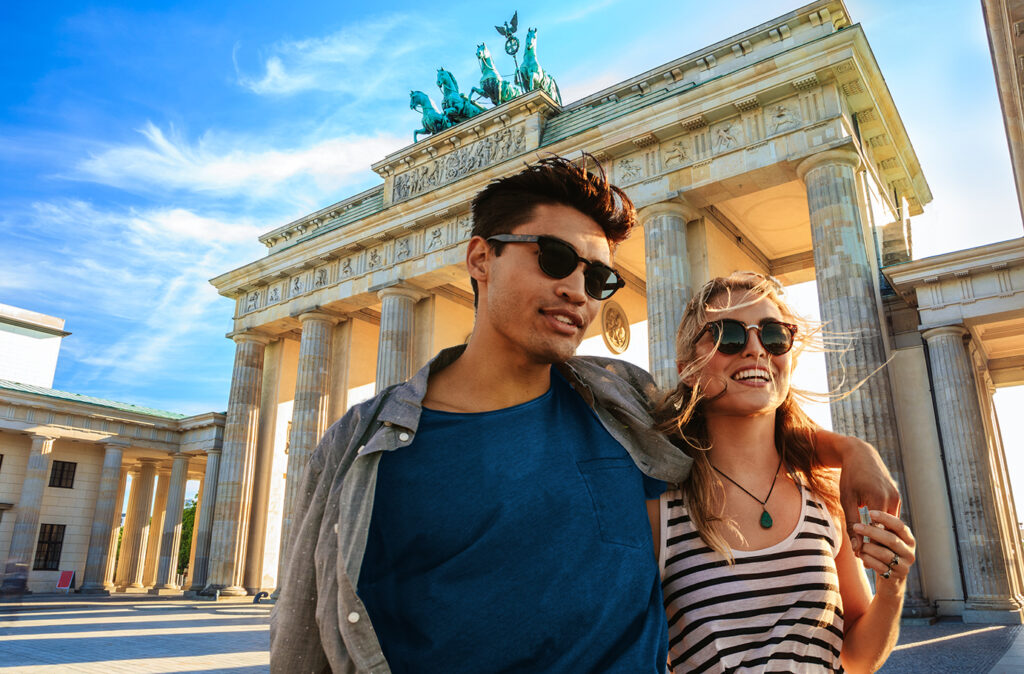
<box><xmin>921</xmin><ymin>324</ymin><xmax>969</xmax><ymax>342</ymax></box>
<box><xmin>295</xmin><ymin>309</ymin><xmax>342</xmax><ymax>326</ymax></box>
<box><xmin>637</xmin><ymin>194</ymin><xmax>701</xmax><ymax>224</ymax></box>
<box><xmin>227</xmin><ymin>330</ymin><xmax>272</xmax><ymax>346</ymax></box>
<box><xmin>29</xmin><ymin>432</ymin><xmax>58</xmax><ymax>443</ymax></box>
<box><xmin>204</xmin><ymin>447</ymin><xmax>223</xmax><ymax>455</ymax></box>
<box><xmin>376</xmin><ymin>285</ymin><xmax>429</xmax><ymax>303</ymax></box>
<box><xmin>137</xmin><ymin>457</ymin><xmax>162</xmax><ymax>466</ymax></box>
<box><xmin>795</xmin><ymin>147</ymin><xmax>862</xmax><ymax>182</ymax></box>
<box><xmin>102</xmin><ymin>438</ymin><xmax>131</xmax><ymax>450</ymax></box>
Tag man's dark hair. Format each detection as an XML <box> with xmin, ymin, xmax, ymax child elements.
<box><xmin>469</xmin><ymin>154</ymin><xmax>636</xmax><ymax>301</ymax></box>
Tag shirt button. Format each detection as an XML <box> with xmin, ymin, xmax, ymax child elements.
<box><xmin>348</xmin><ymin>612</ymin><xmax>360</xmax><ymax>624</ymax></box>
<box><xmin>398</xmin><ymin>432</ymin><xmax>410</xmax><ymax>442</ymax></box>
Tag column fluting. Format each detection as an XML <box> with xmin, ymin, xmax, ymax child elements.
<box><xmin>923</xmin><ymin>325</ymin><xmax>1024</xmax><ymax>623</ymax></box>
<box><xmin>190</xmin><ymin>449</ymin><xmax>221</xmax><ymax>592</ymax></box>
<box><xmin>376</xmin><ymin>287</ymin><xmax>422</xmax><ymax>391</ymax></box>
<box><xmin>118</xmin><ymin>459</ymin><xmax>158</xmax><ymax>590</ymax></box>
<box><xmin>114</xmin><ymin>469</ymin><xmax>140</xmax><ymax>586</ymax></box>
<box><xmin>81</xmin><ymin>441</ymin><xmax>127</xmax><ymax>593</ymax></box>
<box><xmin>274</xmin><ymin>311</ymin><xmax>339</xmax><ymax>596</ymax></box>
<box><xmin>640</xmin><ymin>203</ymin><xmax>694</xmax><ymax>389</ymax></box>
<box><xmin>103</xmin><ymin>466</ymin><xmax>129</xmax><ymax>589</ymax></box>
<box><xmin>207</xmin><ymin>333</ymin><xmax>269</xmax><ymax>596</ymax></box>
<box><xmin>152</xmin><ymin>452</ymin><xmax>190</xmax><ymax>591</ymax></box>
<box><xmin>6</xmin><ymin>434</ymin><xmax>57</xmax><ymax>574</ymax></box>
<box><xmin>797</xmin><ymin>148</ymin><xmax>932</xmax><ymax>617</ymax></box>
<box><xmin>143</xmin><ymin>467</ymin><xmax>171</xmax><ymax>586</ymax></box>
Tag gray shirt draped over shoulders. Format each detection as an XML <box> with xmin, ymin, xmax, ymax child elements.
<box><xmin>269</xmin><ymin>345</ymin><xmax>692</xmax><ymax>674</ymax></box>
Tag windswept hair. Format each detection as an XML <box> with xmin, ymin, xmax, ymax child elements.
<box><xmin>471</xmin><ymin>154</ymin><xmax>635</xmax><ymax>245</ymax></box>
<box><xmin>652</xmin><ymin>272</ymin><xmax>841</xmax><ymax>560</ymax></box>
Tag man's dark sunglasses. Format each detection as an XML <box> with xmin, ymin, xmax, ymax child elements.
<box><xmin>693</xmin><ymin>318</ymin><xmax>798</xmax><ymax>356</ymax></box>
<box><xmin>486</xmin><ymin>234</ymin><xmax>626</xmax><ymax>300</ymax></box>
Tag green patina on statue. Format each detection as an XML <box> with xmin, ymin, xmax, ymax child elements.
<box><xmin>408</xmin><ymin>10</ymin><xmax>561</xmax><ymax>142</ymax></box>
<box><xmin>437</xmin><ymin>68</ymin><xmax>487</xmax><ymax>124</ymax></box>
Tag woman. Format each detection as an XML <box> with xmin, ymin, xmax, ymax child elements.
<box><xmin>653</xmin><ymin>272</ymin><xmax>915</xmax><ymax>673</ymax></box>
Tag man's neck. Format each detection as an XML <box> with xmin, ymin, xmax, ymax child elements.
<box><xmin>423</xmin><ymin>338</ymin><xmax>557</xmax><ymax>413</ymax></box>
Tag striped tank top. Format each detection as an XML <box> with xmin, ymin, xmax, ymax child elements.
<box><xmin>660</xmin><ymin>483</ymin><xmax>844</xmax><ymax>673</ymax></box>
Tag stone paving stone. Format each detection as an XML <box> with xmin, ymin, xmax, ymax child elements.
<box><xmin>879</xmin><ymin>619</ymin><xmax>1022</xmax><ymax>673</ymax></box>
<box><xmin>0</xmin><ymin>595</ymin><xmax>269</xmax><ymax>673</ymax></box>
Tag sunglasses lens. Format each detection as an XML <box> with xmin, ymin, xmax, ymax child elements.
<box><xmin>713</xmin><ymin>320</ymin><xmax>746</xmax><ymax>354</ymax></box>
<box><xmin>760</xmin><ymin>321</ymin><xmax>794</xmax><ymax>355</ymax></box>
<box><xmin>536</xmin><ymin>238</ymin><xmax>578</xmax><ymax>279</ymax></box>
<box><xmin>584</xmin><ymin>266</ymin><xmax>622</xmax><ymax>300</ymax></box>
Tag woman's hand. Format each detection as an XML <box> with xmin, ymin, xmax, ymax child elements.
<box><xmin>852</xmin><ymin>510</ymin><xmax>917</xmax><ymax>598</ymax></box>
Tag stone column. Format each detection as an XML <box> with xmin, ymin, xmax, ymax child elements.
<box><xmin>797</xmin><ymin>148</ymin><xmax>932</xmax><ymax>617</ymax></box>
<box><xmin>6</xmin><ymin>434</ymin><xmax>56</xmax><ymax>573</ymax></box>
<box><xmin>185</xmin><ymin>477</ymin><xmax>203</xmax><ymax>589</ymax></box>
<box><xmin>143</xmin><ymin>466</ymin><xmax>171</xmax><ymax>587</ymax></box>
<box><xmin>190</xmin><ymin>449</ymin><xmax>221</xmax><ymax>592</ymax></box>
<box><xmin>923</xmin><ymin>325</ymin><xmax>1024</xmax><ymax>624</ymax></box>
<box><xmin>117</xmin><ymin>458</ymin><xmax>158</xmax><ymax>591</ymax></box>
<box><xmin>207</xmin><ymin>333</ymin><xmax>269</xmax><ymax>596</ymax></box>
<box><xmin>103</xmin><ymin>466</ymin><xmax>129</xmax><ymax>589</ymax></box>
<box><xmin>114</xmin><ymin>470</ymin><xmax>140</xmax><ymax>586</ymax></box>
<box><xmin>273</xmin><ymin>311</ymin><xmax>339</xmax><ymax>596</ymax></box>
<box><xmin>151</xmin><ymin>452</ymin><xmax>190</xmax><ymax>593</ymax></box>
<box><xmin>81</xmin><ymin>440</ymin><xmax>127</xmax><ymax>593</ymax></box>
<box><xmin>640</xmin><ymin>202</ymin><xmax>696</xmax><ymax>389</ymax></box>
<box><xmin>376</xmin><ymin>287</ymin><xmax>423</xmax><ymax>391</ymax></box>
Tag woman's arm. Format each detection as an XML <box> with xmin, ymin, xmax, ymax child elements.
<box><xmin>815</xmin><ymin>430</ymin><xmax>901</xmax><ymax>553</ymax></box>
<box><xmin>837</xmin><ymin>510</ymin><xmax>917</xmax><ymax>673</ymax></box>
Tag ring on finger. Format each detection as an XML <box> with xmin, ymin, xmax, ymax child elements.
<box><xmin>890</xmin><ymin>553</ymin><xmax>899</xmax><ymax>567</ymax></box>
<box><xmin>883</xmin><ymin>570</ymin><xmax>892</xmax><ymax>579</ymax></box>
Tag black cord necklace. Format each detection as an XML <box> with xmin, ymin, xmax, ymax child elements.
<box><xmin>711</xmin><ymin>455</ymin><xmax>783</xmax><ymax>529</ymax></box>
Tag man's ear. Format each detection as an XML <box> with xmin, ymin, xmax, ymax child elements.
<box><xmin>466</xmin><ymin>236</ymin><xmax>491</xmax><ymax>286</ymax></box>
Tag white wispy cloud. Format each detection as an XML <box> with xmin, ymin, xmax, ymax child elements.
<box><xmin>236</xmin><ymin>13</ymin><xmax>435</xmax><ymax>97</ymax></box>
<box><xmin>73</xmin><ymin>122</ymin><xmax>404</xmax><ymax>200</ymax></box>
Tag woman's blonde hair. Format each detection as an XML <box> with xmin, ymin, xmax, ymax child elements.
<box><xmin>652</xmin><ymin>272</ymin><xmax>840</xmax><ymax>559</ymax></box>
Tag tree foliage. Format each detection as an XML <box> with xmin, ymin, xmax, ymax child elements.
<box><xmin>178</xmin><ymin>498</ymin><xmax>197</xmax><ymax>576</ymax></box>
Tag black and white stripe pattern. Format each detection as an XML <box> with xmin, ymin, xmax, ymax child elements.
<box><xmin>660</xmin><ymin>484</ymin><xmax>844</xmax><ymax>673</ymax></box>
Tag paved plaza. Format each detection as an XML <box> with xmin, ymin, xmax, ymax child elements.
<box><xmin>0</xmin><ymin>595</ymin><xmax>269</xmax><ymax>673</ymax></box>
<box><xmin>1</xmin><ymin>594</ymin><xmax>1023</xmax><ymax>672</ymax></box>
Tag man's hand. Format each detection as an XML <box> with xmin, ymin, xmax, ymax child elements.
<box><xmin>816</xmin><ymin>430</ymin><xmax>901</xmax><ymax>555</ymax></box>
<box><xmin>835</xmin><ymin>436</ymin><xmax>900</xmax><ymax>555</ymax></box>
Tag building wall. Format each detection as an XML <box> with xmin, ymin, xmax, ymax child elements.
<box><xmin>0</xmin><ymin>323</ymin><xmax>63</xmax><ymax>388</ymax></box>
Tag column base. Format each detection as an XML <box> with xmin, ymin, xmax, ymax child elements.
<box><xmin>963</xmin><ymin>607</ymin><xmax>1024</xmax><ymax>624</ymax></box>
<box><xmin>148</xmin><ymin>586</ymin><xmax>182</xmax><ymax>596</ymax></box>
<box><xmin>901</xmin><ymin>597</ymin><xmax>936</xmax><ymax>620</ymax></box>
<box><xmin>218</xmin><ymin>585</ymin><xmax>248</xmax><ymax>597</ymax></box>
<box><xmin>79</xmin><ymin>585</ymin><xmax>112</xmax><ymax>596</ymax></box>
<box><xmin>117</xmin><ymin>584</ymin><xmax>149</xmax><ymax>594</ymax></box>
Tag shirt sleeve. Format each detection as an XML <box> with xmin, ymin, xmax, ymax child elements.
<box><xmin>643</xmin><ymin>475</ymin><xmax>667</xmax><ymax>500</ymax></box>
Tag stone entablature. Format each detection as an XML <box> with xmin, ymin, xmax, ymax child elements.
<box><xmin>259</xmin><ymin>187</ymin><xmax>383</xmax><ymax>254</ymax></box>
<box><xmin>885</xmin><ymin>238</ymin><xmax>1024</xmax><ymax>327</ymax></box>
<box><xmin>0</xmin><ymin>388</ymin><xmax>225</xmax><ymax>454</ymax></box>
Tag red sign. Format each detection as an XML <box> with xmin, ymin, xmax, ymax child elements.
<box><xmin>56</xmin><ymin>570</ymin><xmax>74</xmax><ymax>590</ymax></box>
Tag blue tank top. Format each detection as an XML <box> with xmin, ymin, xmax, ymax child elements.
<box><xmin>357</xmin><ymin>370</ymin><xmax>667</xmax><ymax>672</ymax></box>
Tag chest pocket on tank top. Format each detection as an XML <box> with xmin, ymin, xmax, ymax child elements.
<box><xmin>577</xmin><ymin>457</ymin><xmax>648</xmax><ymax>549</ymax></box>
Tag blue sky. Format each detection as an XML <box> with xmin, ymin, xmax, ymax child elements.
<box><xmin>3</xmin><ymin>0</ymin><xmax>1023</xmax><ymax>501</ymax></box>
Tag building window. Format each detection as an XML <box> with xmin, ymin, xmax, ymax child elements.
<box><xmin>34</xmin><ymin>523</ymin><xmax>65</xmax><ymax>570</ymax></box>
<box><xmin>49</xmin><ymin>460</ymin><xmax>76</xmax><ymax>489</ymax></box>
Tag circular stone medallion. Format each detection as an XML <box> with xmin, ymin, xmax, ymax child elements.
<box><xmin>601</xmin><ymin>301</ymin><xmax>630</xmax><ymax>354</ymax></box>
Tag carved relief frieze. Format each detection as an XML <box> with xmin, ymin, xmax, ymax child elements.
<box><xmin>245</xmin><ymin>290</ymin><xmax>260</xmax><ymax>313</ymax></box>
<box><xmin>395</xmin><ymin>236</ymin><xmax>413</xmax><ymax>262</ymax></box>
<box><xmin>367</xmin><ymin>246</ymin><xmax>387</xmax><ymax>270</ymax></box>
<box><xmin>711</xmin><ymin>121</ymin><xmax>742</xmax><ymax>153</ymax></box>
<box><xmin>663</xmin><ymin>138</ymin><xmax>693</xmax><ymax>167</ymax></box>
<box><xmin>425</xmin><ymin>225</ymin><xmax>447</xmax><ymax>252</ymax></box>
<box><xmin>340</xmin><ymin>253</ymin><xmax>359</xmax><ymax>279</ymax></box>
<box><xmin>392</xmin><ymin>124</ymin><xmax>527</xmax><ymax>203</ymax></box>
<box><xmin>617</xmin><ymin>157</ymin><xmax>645</xmax><ymax>184</ymax></box>
<box><xmin>290</xmin><ymin>274</ymin><xmax>306</xmax><ymax>297</ymax></box>
<box><xmin>766</xmin><ymin>101</ymin><xmax>801</xmax><ymax>135</ymax></box>
<box><xmin>313</xmin><ymin>265</ymin><xmax>330</xmax><ymax>289</ymax></box>
<box><xmin>268</xmin><ymin>284</ymin><xmax>282</xmax><ymax>304</ymax></box>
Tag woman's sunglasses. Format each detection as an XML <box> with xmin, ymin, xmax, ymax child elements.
<box><xmin>693</xmin><ymin>318</ymin><xmax>798</xmax><ymax>356</ymax></box>
<box><xmin>486</xmin><ymin>234</ymin><xmax>626</xmax><ymax>300</ymax></box>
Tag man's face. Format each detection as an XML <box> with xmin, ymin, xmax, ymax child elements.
<box><xmin>475</xmin><ymin>203</ymin><xmax>613</xmax><ymax>364</ymax></box>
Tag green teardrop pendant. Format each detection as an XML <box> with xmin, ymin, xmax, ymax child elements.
<box><xmin>760</xmin><ymin>510</ymin><xmax>773</xmax><ymax>529</ymax></box>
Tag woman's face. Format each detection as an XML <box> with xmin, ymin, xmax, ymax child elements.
<box><xmin>688</xmin><ymin>290</ymin><xmax>794</xmax><ymax>419</ymax></box>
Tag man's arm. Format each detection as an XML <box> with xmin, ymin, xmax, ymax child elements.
<box><xmin>814</xmin><ymin>430</ymin><xmax>900</xmax><ymax>554</ymax></box>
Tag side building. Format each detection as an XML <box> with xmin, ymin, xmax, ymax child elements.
<box><xmin>0</xmin><ymin>303</ymin><xmax>224</xmax><ymax>595</ymax></box>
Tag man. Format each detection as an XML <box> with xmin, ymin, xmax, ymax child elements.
<box><xmin>270</xmin><ymin>157</ymin><xmax>897</xmax><ymax>673</ymax></box>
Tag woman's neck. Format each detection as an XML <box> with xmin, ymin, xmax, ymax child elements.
<box><xmin>705</xmin><ymin>412</ymin><xmax>781</xmax><ymax>475</ymax></box>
